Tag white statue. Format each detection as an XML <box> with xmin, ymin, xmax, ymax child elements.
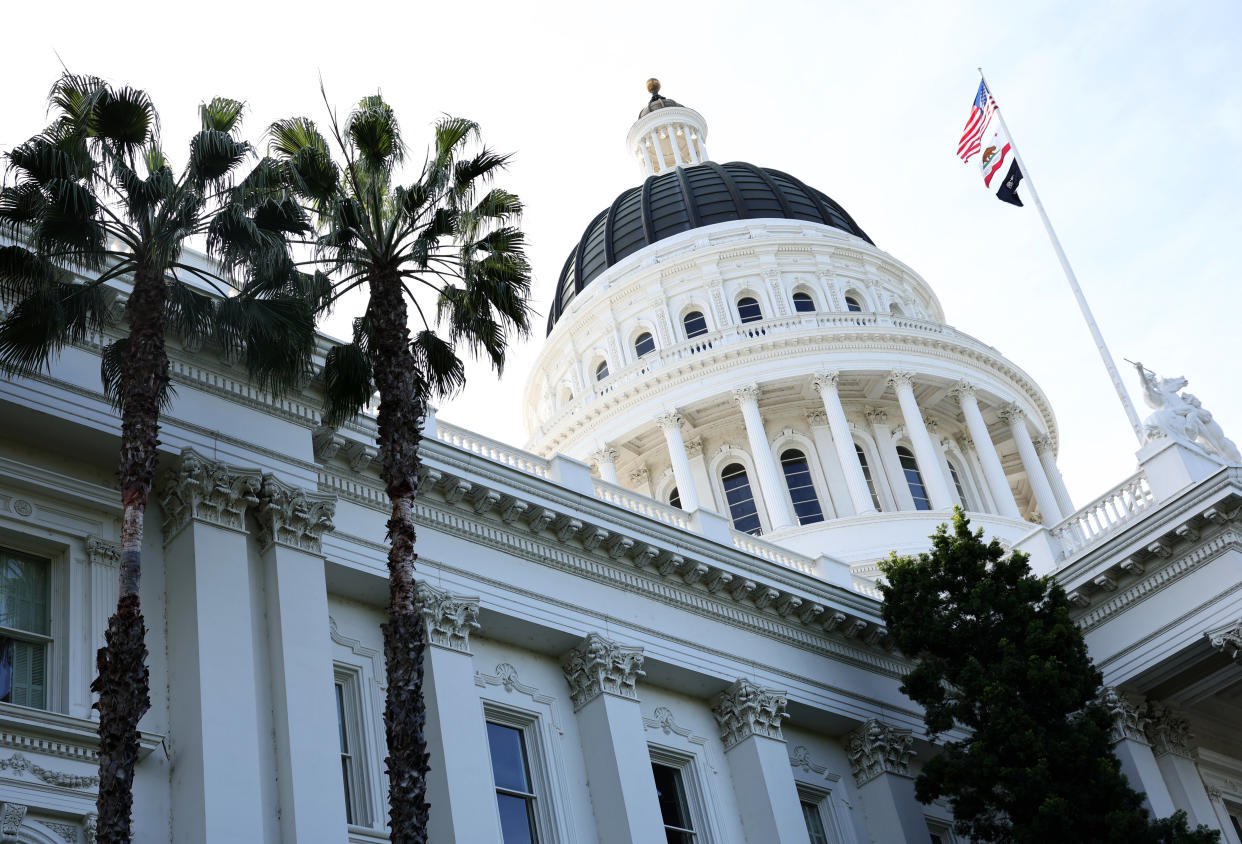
<box><xmin>1133</xmin><ymin>362</ymin><xmax>1240</xmax><ymax>464</ymax></box>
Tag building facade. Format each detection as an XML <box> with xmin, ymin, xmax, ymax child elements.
<box><xmin>0</xmin><ymin>83</ymin><xmax>1240</xmax><ymax>844</ymax></box>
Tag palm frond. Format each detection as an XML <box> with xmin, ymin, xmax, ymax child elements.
<box><xmin>201</xmin><ymin>97</ymin><xmax>244</xmax><ymax>133</ymax></box>
<box><xmin>0</xmin><ymin>281</ymin><xmax>108</xmax><ymax>374</ymax></box>
<box><xmin>410</xmin><ymin>329</ymin><xmax>465</xmax><ymax>398</ymax></box>
<box><xmin>89</xmin><ymin>83</ymin><xmax>157</xmax><ymax>156</ymax></box>
<box><xmin>432</xmin><ymin>117</ymin><xmax>478</xmax><ymax>168</ymax></box>
<box><xmin>0</xmin><ymin>183</ymin><xmax>48</xmax><ymax>233</ymax></box>
<box><xmin>164</xmin><ymin>282</ymin><xmax>216</xmax><ymax>345</ymax></box>
<box><xmin>215</xmin><ymin>294</ymin><xmax>316</xmax><ymax>394</ymax></box>
<box><xmin>267</xmin><ymin>118</ymin><xmax>338</xmax><ymax>204</ymax></box>
<box><xmin>347</xmin><ymin>95</ymin><xmax>404</xmax><ymax>173</ymax></box>
<box><xmin>0</xmin><ymin>245</ymin><xmax>65</xmax><ymax>300</ymax></box>
<box><xmin>321</xmin><ymin>339</ymin><xmax>374</xmax><ymax>427</ymax></box>
<box><xmin>471</xmin><ymin>188</ymin><xmax>522</xmax><ymax>222</ymax></box>
<box><xmin>452</xmin><ymin>149</ymin><xmax>510</xmax><ymax>200</ymax></box>
<box><xmin>186</xmin><ymin>130</ymin><xmax>250</xmax><ymax>186</ymax></box>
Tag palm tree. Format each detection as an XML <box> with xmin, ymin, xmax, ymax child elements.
<box><xmin>0</xmin><ymin>74</ymin><xmax>322</xmax><ymax>843</ymax></box>
<box><xmin>268</xmin><ymin>95</ymin><xmax>530</xmax><ymax>842</ymax></box>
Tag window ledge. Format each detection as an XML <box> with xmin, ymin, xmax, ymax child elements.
<box><xmin>0</xmin><ymin>702</ymin><xmax>164</xmax><ymax>764</ymax></box>
<box><xmin>348</xmin><ymin>825</ymin><xmax>389</xmax><ymax>843</ymax></box>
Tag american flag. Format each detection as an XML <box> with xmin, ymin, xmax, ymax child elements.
<box><xmin>957</xmin><ymin>81</ymin><xmax>996</xmax><ymax>162</ymax></box>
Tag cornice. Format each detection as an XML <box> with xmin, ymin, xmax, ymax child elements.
<box><xmin>0</xmin><ymin>704</ymin><xmax>161</xmax><ymax>764</ymax></box>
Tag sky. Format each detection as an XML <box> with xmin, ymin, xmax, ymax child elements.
<box><xmin>2</xmin><ymin>0</ymin><xmax>1239</xmax><ymax>508</ymax></box>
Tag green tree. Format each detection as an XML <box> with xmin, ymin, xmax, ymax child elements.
<box><xmin>879</xmin><ymin>509</ymin><xmax>1219</xmax><ymax>844</ymax></box>
<box><xmin>0</xmin><ymin>75</ymin><xmax>321</xmax><ymax>843</ymax></box>
<box><xmin>267</xmin><ymin>96</ymin><xmax>530</xmax><ymax>841</ymax></box>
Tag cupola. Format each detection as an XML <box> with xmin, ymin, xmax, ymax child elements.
<box><xmin>626</xmin><ymin>79</ymin><xmax>710</xmax><ymax>177</ymax></box>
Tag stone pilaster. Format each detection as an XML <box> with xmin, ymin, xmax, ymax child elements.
<box><xmin>1099</xmin><ymin>688</ymin><xmax>1177</xmax><ymax>818</ymax></box>
<box><xmin>845</xmin><ymin>719</ymin><xmax>916</xmax><ymax>786</ymax></box>
<box><xmin>561</xmin><ymin>632</ymin><xmax>646</xmax><ymax>711</ymax></box>
<box><xmin>1145</xmin><ymin>702</ymin><xmax>1220</xmax><ymax>827</ymax></box>
<box><xmin>712</xmin><ymin>678</ymin><xmax>789</xmax><ymax>750</ymax></box>
<box><xmin>844</xmin><ymin>720</ymin><xmax>926</xmax><ymax>843</ymax></box>
<box><xmin>416</xmin><ymin>581</ymin><xmax>482</xmax><ymax>653</ymax></box>
<box><xmin>254</xmin><ymin>474</ymin><xmax>337</xmax><ymax>554</ymax></box>
<box><xmin>158</xmin><ymin>448</ymin><xmax>262</xmax><ymax>541</ymax></box>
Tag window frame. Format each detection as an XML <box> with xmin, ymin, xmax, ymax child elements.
<box><xmin>593</xmin><ymin>359</ymin><xmax>609</xmax><ymax>382</ymax></box>
<box><xmin>633</xmin><ymin>331</ymin><xmax>657</xmax><ymax>359</ymax></box>
<box><xmin>895</xmin><ymin>445</ymin><xmax>932</xmax><ymax>511</ymax></box>
<box><xmin>796</xmin><ymin>783</ymin><xmax>847</xmax><ymax>844</ymax></box>
<box><xmin>333</xmin><ymin>664</ymin><xmax>373</xmax><ymax>829</ymax></box>
<box><xmin>648</xmin><ymin>744</ymin><xmax>715</xmax><ymax>843</ymax></box>
<box><xmin>719</xmin><ymin>461</ymin><xmax>764</xmax><ymax>535</ymax></box>
<box><xmin>0</xmin><ymin>531</ymin><xmax>68</xmax><ymax>715</ymax></box>
<box><xmin>946</xmin><ymin>458</ymin><xmax>970</xmax><ymax>511</ymax></box>
<box><xmin>735</xmin><ymin>295</ymin><xmax>764</xmax><ymax>324</ymax></box>
<box><xmin>843</xmin><ymin>294</ymin><xmax>863</xmax><ymax>313</ymax></box>
<box><xmin>791</xmin><ymin>290</ymin><xmax>816</xmax><ymax>313</ymax></box>
<box><xmin>778</xmin><ymin>447</ymin><xmax>826</xmax><ymax>525</ymax></box>
<box><xmin>853</xmin><ymin>441</ymin><xmax>885</xmax><ymax>512</ymax></box>
<box><xmin>681</xmin><ymin>309</ymin><xmax>710</xmax><ymax>339</ymax></box>
<box><xmin>0</xmin><ymin>546</ymin><xmax>53</xmax><ymax>711</ymax></box>
<box><xmin>483</xmin><ymin>700</ymin><xmax>563</xmax><ymax>843</ymax></box>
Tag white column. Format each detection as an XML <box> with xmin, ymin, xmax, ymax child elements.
<box><xmin>419</xmin><ymin>583</ymin><xmax>504</xmax><ymax>844</ymax></box>
<box><xmin>656</xmin><ymin>412</ymin><xmax>700</xmax><ymax>512</ymax></box>
<box><xmin>1103</xmin><ymin>690</ymin><xmax>1177</xmax><ymax>819</ymax></box>
<box><xmin>592</xmin><ymin>446</ymin><xmax>620</xmax><ymax>485</ymax></box>
<box><xmin>159</xmin><ymin>451</ymin><xmax>268</xmax><ymax>843</ymax></box>
<box><xmin>85</xmin><ymin>536</ymin><xmax>121</xmax><ymax>719</ymax></box>
<box><xmin>713</xmin><ymin>680</ymin><xmax>812</xmax><ymax>844</ymax></box>
<box><xmin>805</xmin><ymin>410</ymin><xmax>847</xmax><ymax>518</ymax></box>
<box><xmin>640</xmin><ymin>139</ymin><xmax>657</xmax><ymax>176</ymax></box>
<box><xmin>846</xmin><ymin>720</ymin><xmax>930</xmax><ymax>844</ymax></box>
<box><xmin>669</xmin><ymin>126</ymin><xmax>685</xmax><ymax>167</ymax></box>
<box><xmin>925</xmin><ymin>418</ymin><xmax>962</xmax><ymax>508</ymax></box>
<box><xmin>1033</xmin><ymin>435</ymin><xmax>1075</xmax><ymax>517</ymax></box>
<box><xmin>812</xmin><ymin>372</ymin><xmax>876</xmax><ymax>515</ymax></box>
<box><xmin>562</xmin><ymin>634</ymin><xmax>665</xmax><ymax>844</ymax></box>
<box><xmin>685</xmin><ymin>437</ymin><xmax>720</xmax><ymax>512</ymax></box>
<box><xmin>1147</xmin><ymin>704</ymin><xmax>1220</xmax><ymax>829</ymax></box>
<box><xmin>733</xmin><ymin>385</ymin><xmax>796</xmax><ymax>530</ymax></box>
<box><xmin>256</xmin><ymin>478</ymin><xmax>349</xmax><ymax>844</ymax></box>
<box><xmin>1001</xmin><ymin>404</ymin><xmax>1064</xmax><ymax>524</ymax></box>
<box><xmin>953</xmin><ymin>383</ymin><xmax>1021</xmax><ymax>518</ymax></box>
<box><xmin>888</xmin><ymin>371</ymin><xmax>955</xmax><ymax>509</ymax></box>
<box><xmin>959</xmin><ymin>435</ymin><xmax>1000</xmax><ymax>513</ymax></box>
<box><xmin>867</xmin><ymin>408</ymin><xmax>907</xmax><ymax>510</ymax></box>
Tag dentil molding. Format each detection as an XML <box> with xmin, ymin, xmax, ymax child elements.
<box><xmin>845</xmin><ymin>719</ymin><xmax>916</xmax><ymax>785</ymax></box>
<box><xmin>560</xmin><ymin>633</ymin><xmax>646</xmax><ymax>711</ymax></box>
<box><xmin>712</xmin><ymin>678</ymin><xmax>788</xmax><ymax>750</ymax></box>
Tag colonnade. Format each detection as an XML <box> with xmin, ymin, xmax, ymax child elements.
<box><xmin>635</xmin><ymin>121</ymin><xmax>708</xmax><ymax>176</ymax></box>
<box><xmin>594</xmin><ymin>372</ymin><xmax>1075</xmax><ymax>531</ymax></box>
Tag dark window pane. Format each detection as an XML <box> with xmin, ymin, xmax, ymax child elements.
<box><xmin>496</xmin><ymin>793</ymin><xmax>537</xmax><ymax>844</ymax></box>
<box><xmin>855</xmin><ymin>444</ymin><xmax>883</xmax><ymax>511</ymax></box>
<box><xmin>781</xmin><ymin>449</ymin><xmax>824</xmax><ymax>525</ymax></box>
<box><xmin>737</xmin><ymin>297</ymin><xmax>763</xmax><ymax>323</ymax></box>
<box><xmin>669</xmin><ymin>487</ymin><xmax>682</xmax><ymax>509</ymax></box>
<box><xmin>665</xmin><ymin>832</ymin><xmax>695</xmax><ymax>844</ymax></box>
<box><xmin>897</xmin><ymin>446</ymin><xmax>932</xmax><ymax>511</ymax></box>
<box><xmin>802</xmin><ymin>800</ymin><xmax>830</xmax><ymax>844</ymax></box>
<box><xmin>792</xmin><ymin>292</ymin><xmax>815</xmax><ymax>313</ymax></box>
<box><xmin>0</xmin><ymin>550</ymin><xmax>49</xmax><ymax>634</ymax></box>
<box><xmin>721</xmin><ymin>463</ymin><xmax>762</xmax><ymax>535</ymax></box>
<box><xmin>652</xmin><ymin>763</ymin><xmax>694</xmax><ymax>830</ymax></box>
<box><xmin>635</xmin><ymin>332</ymin><xmax>656</xmax><ymax>357</ymax></box>
<box><xmin>683</xmin><ymin>311</ymin><xmax>708</xmax><ymax>338</ymax></box>
<box><xmin>844</xmin><ymin>296</ymin><xmax>862</xmax><ymax>313</ymax></box>
<box><xmin>341</xmin><ymin>758</ymin><xmax>354</xmax><ymax>825</ymax></box>
<box><xmin>948</xmin><ymin>461</ymin><xmax>970</xmax><ymax>510</ymax></box>
<box><xmin>595</xmin><ymin>361</ymin><xmax>609</xmax><ymax>381</ymax></box>
<box><xmin>487</xmin><ymin>722</ymin><xmax>531</xmax><ymax>793</ymax></box>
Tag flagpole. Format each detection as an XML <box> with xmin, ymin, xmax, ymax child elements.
<box><xmin>978</xmin><ymin>68</ymin><xmax>1145</xmax><ymax>445</ymax></box>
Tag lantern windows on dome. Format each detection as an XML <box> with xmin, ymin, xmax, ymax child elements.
<box><xmin>792</xmin><ymin>291</ymin><xmax>815</xmax><ymax>313</ymax></box>
<box><xmin>634</xmin><ymin>332</ymin><xmax>656</xmax><ymax>358</ymax></box>
<box><xmin>736</xmin><ymin>297</ymin><xmax>763</xmax><ymax>324</ymax></box>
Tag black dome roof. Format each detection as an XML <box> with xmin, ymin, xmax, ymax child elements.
<box><xmin>546</xmin><ymin>161</ymin><xmax>872</xmax><ymax>334</ymax></box>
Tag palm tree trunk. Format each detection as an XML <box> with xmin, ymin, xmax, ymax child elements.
<box><xmin>93</xmin><ymin>265</ymin><xmax>165</xmax><ymax>844</ymax></box>
<box><xmin>368</xmin><ymin>269</ymin><xmax>431</xmax><ymax>844</ymax></box>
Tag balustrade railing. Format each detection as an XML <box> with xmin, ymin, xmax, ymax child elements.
<box><xmin>730</xmin><ymin>531</ymin><xmax>818</xmax><ymax>576</ymax></box>
<box><xmin>1049</xmin><ymin>471</ymin><xmax>1155</xmax><ymax>560</ymax></box>
<box><xmin>434</xmin><ymin>420</ymin><xmax>551</xmax><ymax>478</ymax></box>
<box><xmin>592</xmin><ymin>479</ymin><xmax>691</xmax><ymax>529</ymax></box>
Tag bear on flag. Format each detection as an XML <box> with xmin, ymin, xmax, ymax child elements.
<box><xmin>966</xmin><ymin>108</ymin><xmax>1025</xmax><ymax>206</ymax></box>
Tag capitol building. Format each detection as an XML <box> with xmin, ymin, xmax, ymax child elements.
<box><xmin>1</xmin><ymin>82</ymin><xmax>1240</xmax><ymax>843</ymax></box>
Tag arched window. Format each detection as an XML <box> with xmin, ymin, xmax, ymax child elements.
<box><xmin>844</xmin><ymin>295</ymin><xmax>862</xmax><ymax>313</ymax></box>
<box><xmin>683</xmin><ymin>310</ymin><xmax>709</xmax><ymax>338</ymax></box>
<box><xmin>736</xmin><ymin>296</ymin><xmax>763</xmax><ymax>323</ymax></box>
<box><xmin>947</xmin><ymin>459</ymin><xmax>970</xmax><ymax>510</ymax></box>
<box><xmin>668</xmin><ymin>486</ymin><xmax>682</xmax><ymax>509</ymax></box>
<box><xmin>896</xmin><ymin>446</ymin><xmax>932</xmax><ymax>511</ymax></box>
<box><xmin>720</xmin><ymin>462</ymin><xmax>762</xmax><ymax>535</ymax></box>
<box><xmin>594</xmin><ymin>360</ymin><xmax>609</xmax><ymax>381</ymax></box>
<box><xmin>792</xmin><ymin>291</ymin><xmax>815</xmax><ymax>313</ymax></box>
<box><xmin>854</xmin><ymin>443</ymin><xmax>882</xmax><ymax>510</ymax></box>
<box><xmin>780</xmin><ymin>449</ymin><xmax>824</xmax><ymax>525</ymax></box>
<box><xmin>634</xmin><ymin>331</ymin><xmax>656</xmax><ymax>358</ymax></box>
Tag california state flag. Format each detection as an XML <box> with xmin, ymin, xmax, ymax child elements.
<box><xmin>979</xmin><ymin>127</ymin><xmax>1014</xmax><ymax>188</ymax></box>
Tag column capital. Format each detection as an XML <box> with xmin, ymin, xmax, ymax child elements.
<box><xmin>886</xmin><ymin>370</ymin><xmax>915</xmax><ymax>391</ymax></box>
<box><xmin>1099</xmin><ymin>687</ymin><xmax>1150</xmax><ymax>744</ymax></box>
<box><xmin>655</xmin><ymin>411</ymin><xmax>685</xmax><ymax>432</ymax></box>
<box><xmin>949</xmin><ymin>380</ymin><xmax>978</xmax><ymax>402</ymax></box>
<box><xmin>811</xmin><ymin>370</ymin><xmax>840</xmax><ymax>394</ymax></box>
<box><xmin>998</xmin><ymin>403</ymin><xmax>1027</xmax><ymax>426</ymax></box>
<box><xmin>158</xmin><ymin>448</ymin><xmax>261</xmax><ymax>540</ymax></box>
<box><xmin>561</xmin><ymin>633</ymin><xmax>646</xmax><ymax>711</ymax></box>
<box><xmin>1206</xmin><ymin>623</ymin><xmax>1241</xmax><ymax>662</ymax></box>
<box><xmin>85</xmin><ymin>535</ymin><xmax>120</xmax><ymax>568</ymax></box>
<box><xmin>630</xmin><ymin>466</ymin><xmax>650</xmax><ymax>485</ymax></box>
<box><xmin>1144</xmin><ymin>702</ymin><xmax>1194</xmax><ymax>758</ymax></box>
<box><xmin>845</xmin><ymin>719</ymin><xmax>917</xmax><ymax>785</ymax></box>
<box><xmin>1031</xmin><ymin>434</ymin><xmax>1055</xmax><ymax>455</ymax></box>
<box><xmin>712</xmin><ymin>678</ymin><xmax>789</xmax><ymax>750</ymax></box>
<box><xmin>923</xmin><ymin>416</ymin><xmax>939</xmax><ymax>435</ymax></box>
<box><xmin>684</xmin><ymin>437</ymin><xmax>704</xmax><ymax>458</ymax></box>
<box><xmin>591</xmin><ymin>446</ymin><xmax>620</xmax><ymax>466</ymax></box>
<box><xmin>864</xmin><ymin>407</ymin><xmax>888</xmax><ymax>426</ymax></box>
<box><xmin>255</xmin><ymin>475</ymin><xmax>337</xmax><ymax>554</ymax></box>
<box><xmin>732</xmin><ymin>384</ymin><xmax>762</xmax><ymax>406</ymax></box>
<box><xmin>804</xmin><ymin>408</ymin><xmax>829</xmax><ymax>427</ymax></box>
<box><xmin>416</xmin><ymin>582</ymin><xmax>481</xmax><ymax>653</ymax></box>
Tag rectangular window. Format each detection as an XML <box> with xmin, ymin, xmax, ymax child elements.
<box><xmin>801</xmin><ymin>798</ymin><xmax>830</xmax><ymax>844</ymax></box>
<box><xmin>0</xmin><ymin>548</ymin><xmax>50</xmax><ymax>710</ymax></box>
<box><xmin>333</xmin><ymin>667</ymin><xmax>372</xmax><ymax>829</ymax></box>
<box><xmin>652</xmin><ymin>762</ymin><xmax>696</xmax><ymax>843</ymax></box>
<box><xmin>487</xmin><ymin>721</ymin><xmax>540</xmax><ymax>844</ymax></box>
<box><xmin>335</xmin><ymin>682</ymin><xmax>355</xmax><ymax>825</ymax></box>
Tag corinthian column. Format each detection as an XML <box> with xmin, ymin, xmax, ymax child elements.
<box><xmin>952</xmin><ymin>382</ymin><xmax>1020</xmax><ymax>518</ymax></box>
<box><xmin>813</xmin><ymin>371</ymin><xmax>877</xmax><ymax>515</ymax></box>
<box><xmin>888</xmin><ymin>372</ymin><xmax>954</xmax><ymax>509</ymax></box>
<box><xmin>656</xmin><ymin>412</ymin><xmax>700</xmax><ymax>511</ymax></box>
<box><xmin>733</xmin><ymin>385</ymin><xmax>796</xmax><ymax>530</ymax></box>
<box><xmin>591</xmin><ymin>446</ymin><xmax>620</xmax><ymax>485</ymax></box>
<box><xmin>1033</xmin><ymin>435</ymin><xmax>1075</xmax><ymax>517</ymax></box>
<box><xmin>1000</xmin><ymin>405</ymin><xmax>1063</xmax><ymax>524</ymax></box>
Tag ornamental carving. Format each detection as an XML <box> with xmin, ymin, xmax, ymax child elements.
<box><xmin>0</xmin><ymin>752</ymin><xmax>99</xmax><ymax>789</ymax></box>
<box><xmin>684</xmin><ymin>437</ymin><xmax>704</xmax><ymax>458</ymax></box>
<box><xmin>0</xmin><ymin>803</ymin><xmax>26</xmax><ymax>843</ymax></box>
<box><xmin>1098</xmin><ymin>687</ymin><xmax>1149</xmax><ymax>744</ymax></box>
<box><xmin>804</xmin><ymin>408</ymin><xmax>828</xmax><ymax>426</ymax></box>
<box><xmin>1206</xmin><ymin>623</ymin><xmax>1242</xmax><ymax>662</ymax></box>
<box><xmin>159</xmin><ymin>448</ymin><xmax>261</xmax><ymax>538</ymax></box>
<box><xmin>811</xmin><ymin>370</ymin><xmax>840</xmax><ymax>395</ymax></box>
<box><xmin>845</xmin><ymin>719</ymin><xmax>916</xmax><ymax>785</ymax></box>
<box><xmin>415</xmin><ymin>582</ymin><xmax>481</xmax><ymax>653</ymax></box>
<box><xmin>83</xmin><ymin>815</ymin><xmax>97</xmax><ymax>844</ymax></box>
<box><xmin>561</xmin><ymin>633</ymin><xmax>646</xmax><ymax>710</ymax></box>
<box><xmin>886</xmin><ymin>371</ymin><xmax>915</xmax><ymax>391</ymax></box>
<box><xmin>864</xmin><ymin>407</ymin><xmax>888</xmax><ymax>426</ymax></box>
<box><xmin>254</xmin><ymin>475</ymin><xmax>337</xmax><ymax>553</ymax></box>
<box><xmin>1145</xmin><ymin>702</ymin><xmax>1194</xmax><ymax>758</ymax></box>
<box><xmin>85</xmin><ymin>535</ymin><xmax>120</xmax><ymax>568</ymax></box>
<box><xmin>44</xmin><ymin>821</ymin><xmax>79</xmax><ymax>843</ymax></box>
<box><xmin>1032</xmin><ymin>435</ymin><xmax>1055</xmax><ymax>455</ymax></box>
<box><xmin>997</xmin><ymin>404</ymin><xmax>1027</xmax><ymax>426</ymax></box>
<box><xmin>591</xmin><ymin>446</ymin><xmax>619</xmax><ymax>467</ymax></box>
<box><xmin>712</xmin><ymin>678</ymin><xmax>789</xmax><ymax>750</ymax></box>
<box><xmin>790</xmin><ymin>745</ymin><xmax>828</xmax><ymax>777</ymax></box>
<box><xmin>949</xmin><ymin>381</ymin><xmax>977</xmax><ymax>403</ymax></box>
<box><xmin>732</xmin><ymin>384</ymin><xmax>762</xmax><ymax>406</ymax></box>
<box><xmin>655</xmin><ymin>412</ymin><xmax>685</xmax><ymax>432</ymax></box>
<box><xmin>1132</xmin><ymin>362</ymin><xmax>1242</xmax><ymax>462</ymax></box>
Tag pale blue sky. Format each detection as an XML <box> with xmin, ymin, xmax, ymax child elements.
<box><xmin>2</xmin><ymin>0</ymin><xmax>1238</xmax><ymax>506</ymax></box>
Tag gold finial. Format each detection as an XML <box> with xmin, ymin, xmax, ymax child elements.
<box><xmin>646</xmin><ymin>78</ymin><xmax>661</xmax><ymax>95</ymax></box>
